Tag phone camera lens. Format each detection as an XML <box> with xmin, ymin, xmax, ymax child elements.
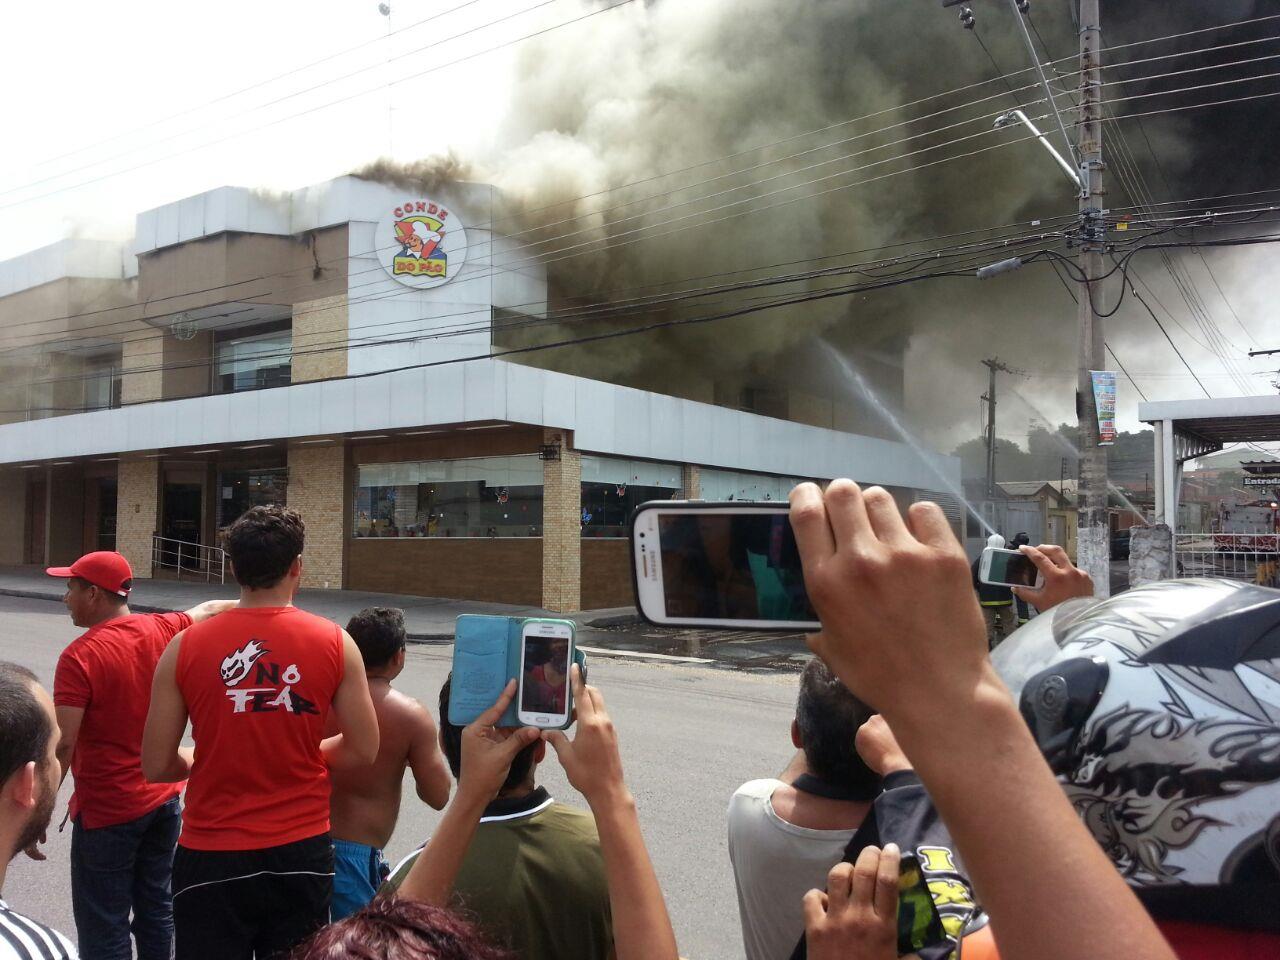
<box><xmin>639</xmin><ymin>532</ymin><xmax>645</xmax><ymax>538</ymax></box>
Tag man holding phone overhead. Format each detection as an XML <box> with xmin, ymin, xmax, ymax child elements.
<box><xmin>383</xmin><ymin>673</ymin><xmax>613</xmax><ymax>960</ymax></box>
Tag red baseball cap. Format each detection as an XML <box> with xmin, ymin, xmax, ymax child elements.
<box><xmin>46</xmin><ymin>552</ymin><xmax>134</xmax><ymax>598</ymax></box>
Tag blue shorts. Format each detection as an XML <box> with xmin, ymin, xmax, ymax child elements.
<box><xmin>331</xmin><ymin>838</ymin><xmax>390</xmax><ymax>921</ymax></box>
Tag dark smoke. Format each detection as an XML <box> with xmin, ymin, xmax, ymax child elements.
<box><xmin>374</xmin><ymin>1</ymin><xmax>1280</xmax><ymax>445</ymax></box>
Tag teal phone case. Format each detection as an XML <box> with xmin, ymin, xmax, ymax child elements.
<box><xmin>449</xmin><ymin>615</ymin><xmax>583</xmax><ymax>728</ymax></box>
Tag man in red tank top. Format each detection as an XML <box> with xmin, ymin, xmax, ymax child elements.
<box><xmin>141</xmin><ymin>506</ymin><xmax>379</xmax><ymax>960</ymax></box>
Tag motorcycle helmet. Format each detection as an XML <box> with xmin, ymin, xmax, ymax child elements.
<box><xmin>992</xmin><ymin>578</ymin><xmax>1280</xmax><ymax>938</ymax></box>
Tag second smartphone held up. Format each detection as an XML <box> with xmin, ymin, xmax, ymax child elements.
<box><xmin>517</xmin><ymin>619</ymin><xmax>574</xmax><ymax>728</ymax></box>
<box><xmin>978</xmin><ymin>546</ymin><xmax>1044</xmax><ymax>590</ymax></box>
<box><xmin>631</xmin><ymin>501</ymin><xmax>820</xmax><ymax>631</ymax></box>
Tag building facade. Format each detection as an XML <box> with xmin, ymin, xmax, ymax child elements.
<box><xmin>0</xmin><ymin>176</ymin><xmax>962</xmax><ymax>611</ymax></box>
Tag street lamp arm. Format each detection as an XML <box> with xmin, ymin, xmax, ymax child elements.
<box><xmin>996</xmin><ymin>109</ymin><xmax>1082</xmax><ymax>190</ymax></box>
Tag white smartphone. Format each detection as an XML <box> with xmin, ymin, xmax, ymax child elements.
<box><xmin>516</xmin><ymin>619</ymin><xmax>574</xmax><ymax>728</ymax></box>
<box><xmin>630</xmin><ymin>501</ymin><xmax>820</xmax><ymax>630</ymax></box>
<box><xmin>979</xmin><ymin>546</ymin><xmax>1044</xmax><ymax>589</ymax></box>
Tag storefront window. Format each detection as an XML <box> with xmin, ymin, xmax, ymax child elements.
<box><xmin>699</xmin><ymin>468</ymin><xmax>812</xmax><ymax>503</ymax></box>
<box><xmin>218</xmin><ymin>468</ymin><xmax>288</xmax><ymax>529</ymax></box>
<box><xmin>580</xmin><ymin>457</ymin><xmax>681</xmax><ymax>538</ymax></box>
<box><xmin>216</xmin><ymin>326</ymin><xmax>291</xmax><ymax>393</ymax></box>
<box><xmin>353</xmin><ymin>456</ymin><xmax>543</xmax><ymax>538</ymax></box>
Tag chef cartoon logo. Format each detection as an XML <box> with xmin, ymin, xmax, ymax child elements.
<box><xmin>378</xmin><ymin>198</ymin><xmax>468</xmax><ymax>289</ymax></box>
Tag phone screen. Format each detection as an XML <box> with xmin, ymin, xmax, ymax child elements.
<box><xmin>520</xmin><ymin>633</ymin><xmax>571</xmax><ymax>717</ymax></box>
<box><xmin>897</xmin><ymin>854</ymin><xmax>948</xmax><ymax>955</ymax></box>
<box><xmin>656</xmin><ymin>512</ymin><xmax>816</xmax><ymax>622</ymax></box>
<box><xmin>986</xmin><ymin>549</ymin><xmax>1038</xmax><ymax>587</ymax></box>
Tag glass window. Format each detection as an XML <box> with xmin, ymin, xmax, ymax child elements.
<box><xmin>580</xmin><ymin>457</ymin><xmax>681</xmax><ymax>538</ymax></box>
<box><xmin>83</xmin><ymin>357</ymin><xmax>121</xmax><ymax>411</ymax></box>
<box><xmin>218</xmin><ymin>468</ymin><xmax>289</xmax><ymax>529</ymax></box>
<box><xmin>216</xmin><ymin>328</ymin><xmax>291</xmax><ymax>393</ymax></box>
<box><xmin>353</xmin><ymin>456</ymin><xmax>543</xmax><ymax>539</ymax></box>
<box><xmin>699</xmin><ymin>468</ymin><xmax>812</xmax><ymax>503</ymax></box>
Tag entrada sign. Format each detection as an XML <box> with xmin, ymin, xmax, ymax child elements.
<box><xmin>378</xmin><ymin>198</ymin><xmax>469</xmax><ymax>289</ymax></box>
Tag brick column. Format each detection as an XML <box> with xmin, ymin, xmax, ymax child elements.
<box><xmin>681</xmin><ymin>464</ymin><xmax>701</xmax><ymax>499</ymax></box>
<box><xmin>117</xmin><ymin>460</ymin><xmax>160</xmax><ymax>578</ymax></box>
<box><xmin>292</xmin><ymin>295</ymin><xmax>348</xmax><ymax>382</ymax></box>
<box><xmin>0</xmin><ymin>471</ymin><xmax>26</xmax><ymax>565</ymax></box>
<box><xmin>121</xmin><ymin>334</ymin><xmax>163</xmax><ymax>404</ymax></box>
<box><xmin>287</xmin><ymin>442</ymin><xmax>347</xmax><ymax>589</ymax></box>
<box><xmin>541</xmin><ymin>436</ymin><xmax>581</xmax><ymax>613</ymax></box>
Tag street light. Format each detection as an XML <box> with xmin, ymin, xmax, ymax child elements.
<box><xmin>994</xmin><ymin>109</ymin><xmax>1081</xmax><ymax>191</ymax></box>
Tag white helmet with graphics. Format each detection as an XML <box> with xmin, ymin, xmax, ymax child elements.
<box><xmin>992</xmin><ymin>578</ymin><xmax>1280</xmax><ymax>931</ymax></box>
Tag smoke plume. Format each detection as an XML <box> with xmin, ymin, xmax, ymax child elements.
<box><xmin>378</xmin><ymin>0</ymin><xmax>1280</xmax><ymax>447</ymax></box>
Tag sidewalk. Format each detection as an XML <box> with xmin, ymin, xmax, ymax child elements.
<box><xmin>0</xmin><ymin>566</ymin><xmax>637</xmax><ymax>641</ymax></box>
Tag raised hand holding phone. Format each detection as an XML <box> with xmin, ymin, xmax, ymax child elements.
<box><xmin>458</xmin><ymin>679</ymin><xmax>542</xmax><ymax>805</ymax></box>
<box><xmin>542</xmin><ymin>665</ymin><xmax>678</xmax><ymax>960</ymax></box>
<box><xmin>1012</xmin><ymin>544</ymin><xmax>1094</xmax><ymax>612</ymax></box>
<box><xmin>542</xmin><ymin>665</ymin><xmax>628</xmax><ymax>808</ymax></box>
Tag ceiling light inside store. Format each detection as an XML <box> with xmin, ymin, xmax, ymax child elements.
<box><xmin>237</xmin><ymin>444</ymin><xmax>273</xmax><ymax>450</ymax></box>
<box><xmin>297</xmin><ymin>439</ymin><xmax>334</xmax><ymax>445</ymax></box>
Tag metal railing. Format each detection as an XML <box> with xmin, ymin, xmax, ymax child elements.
<box><xmin>151</xmin><ymin>536</ymin><xmax>227</xmax><ymax>583</ymax></box>
<box><xmin>1174</xmin><ymin>533</ymin><xmax>1280</xmax><ymax>586</ymax></box>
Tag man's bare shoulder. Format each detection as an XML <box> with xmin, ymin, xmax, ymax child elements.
<box><xmin>380</xmin><ymin>687</ymin><xmax>438</xmax><ymax>732</ymax></box>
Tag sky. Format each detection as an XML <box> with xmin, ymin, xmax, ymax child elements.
<box><xmin>1</xmin><ymin>0</ymin><xmax>1276</xmax><ymax>452</ymax></box>
<box><xmin>0</xmin><ymin>0</ymin><xmax>539</xmax><ymax>254</ymax></box>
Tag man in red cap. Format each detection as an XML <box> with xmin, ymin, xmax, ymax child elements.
<box><xmin>40</xmin><ymin>551</ymin><xmax>236</xmax><ymax>960</ymax></box>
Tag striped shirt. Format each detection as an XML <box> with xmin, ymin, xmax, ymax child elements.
<box><xmin>0</xmin><ymin>901</ymin><xmax>76</xmax><ymax>960</ymax></box>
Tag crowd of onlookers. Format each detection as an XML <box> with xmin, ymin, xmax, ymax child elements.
<box><xmin>0</xmin><ymin>484</ymin><xmax>1260</xmax><ymax>960</ymax></box>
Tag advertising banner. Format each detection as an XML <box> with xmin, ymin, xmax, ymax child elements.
<box><xmin>1090</xmin><ymin>370</ymin><xmax>1116</xmax><ymax>445</ymax></box>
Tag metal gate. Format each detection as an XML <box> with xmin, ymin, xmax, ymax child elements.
<box><xmin>1174</xmin><ymin>533</ymin><xmax>1280</xmax><ymax>586</ymax></box>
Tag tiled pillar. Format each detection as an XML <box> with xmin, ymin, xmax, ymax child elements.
<box><xmin>117</xmin><ymin>460</ymin><xmax>160</xmax><ymax>578</ymax></box>
<box><xmin>287</xmin><ymin>442</ymin><xmax>346</xmax><ymax>589</ymax></box>
<box><xmin>121</xmin><ymin>334</ymin><xmax>163</xmax><ymax>404</ymax></box>
<box><xmin>292</xmin><ymin>295</ymin><xmax>348</xmax><ymax>382</ymax></box>
<box><xmin>0</xmin><ymin>471</ymin><xmax>26</xmax><ymax>565</ymax></box>
<box><xmin>541</xmin><ymin>434</ymin><xmax>581</xmax><ymax>613</ymax></box>
<box><xmin>681</xmin><ymin>464</ymin><xmax>701</xmax><ymax>499</ymax></box>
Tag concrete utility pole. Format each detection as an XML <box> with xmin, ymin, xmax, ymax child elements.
<box><xmin>1076</xmin><ymin>0</ymin><xmax>1110</xmax><ymax>597</ymax></box>
<box><xmin>982</xmin><ymin>357</ymin><xmax>1019</xmax><ymax>498</ymax></box>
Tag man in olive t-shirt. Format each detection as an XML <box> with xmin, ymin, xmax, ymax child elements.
<box><xmin>385</xmin><ymin>676</ymin><xmax>612</xmax><ymax>960</ymax></box>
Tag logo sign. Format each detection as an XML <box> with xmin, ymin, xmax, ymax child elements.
<box><xmin>379</xmin><ymin>198</ymin><xmax>468</xmax><ymax>288</ymax></box>
<box><xmin>1090</xmin><ymin>370</ymin><xmax>1117</xmax><ymax>446</ymax></box>
<box><xmin>1243</xmin><ymin>477</ymin><xmax>1278</xmax><ymax>487</ymax></box>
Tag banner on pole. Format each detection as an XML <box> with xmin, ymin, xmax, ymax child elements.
<box><xmin>1090</xmin><ymin>370</ymin><xmax>1117</xmax><ymax>445</ymax></box>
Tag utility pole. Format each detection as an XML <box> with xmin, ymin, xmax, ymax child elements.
<box><xmin>982</xmin><ymin>357</ymin><xmax>1019</xmax><ymax>498</ymax></box>
<box><xmin>1076</xmin><ymin>0</ymin><xmax>1110</xmax><ymax>597</ymax></box>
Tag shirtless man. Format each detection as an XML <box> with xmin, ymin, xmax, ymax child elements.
<box><xmin>329</xmin><ymin>607</ymin><xmax>451</xmax><ymax>920</ymax></box>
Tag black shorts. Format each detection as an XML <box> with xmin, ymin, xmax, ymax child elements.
<box><xmin>172</xmin><ymin>833</ymin><xmax>333</xmax><ymax>960</ymax></box>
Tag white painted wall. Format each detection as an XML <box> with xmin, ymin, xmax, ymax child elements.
<box><xmin>0</xmin><ymin>359</ymin><xmax>961</xmax><ymax>496</ymax></box>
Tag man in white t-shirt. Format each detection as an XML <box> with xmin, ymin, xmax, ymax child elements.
<box><xmin>0</xmin><ymin>662</ymin><xmax>77</xmax><ymax>959</ymax></box>
<box><xmin>727</xmin><ymin>659</ymin><xmax>907</xmax><ymax>960</ymax></box>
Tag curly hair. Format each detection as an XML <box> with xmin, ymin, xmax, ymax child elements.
<box><xmin>224</xmin><ymin>505</ymin><xmax>305</xmax><ymax>590</ymax></box>
<box><xmin>292</xmin><ymin>897</ymin><xmax>513</xmax><ymax>960</ymax></box>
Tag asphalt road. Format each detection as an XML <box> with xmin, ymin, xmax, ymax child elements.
<box><xmin>0</xmin><ymin>594</ymin><xmax>802</xmax><ymax>960</ymax></box>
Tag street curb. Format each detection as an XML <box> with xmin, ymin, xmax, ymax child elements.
<box><xmin>0</xmin><ymin>587</ymin><xmax>176</xmax><ymax>617</ymax></box>
<box><xmin>584</xmin><ymin>613</ymin><xmax>640</xmax><ymax>628</ymax></box>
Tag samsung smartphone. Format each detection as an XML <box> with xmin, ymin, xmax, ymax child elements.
<box><xmin>516</xmin><ymin>619</ymin><xmax>574</xmax><ymax>728</ymax></box>
<box><xmin>631</xmin><ymin>501</ymin><xmax>820</xmax><ymax>630</ymax></box>
<box><xmin>897</xmin><ymin>854</ymin><xmax>949</xmax><ymax>956</ymax></box>
<box><xmin>979</xmin><ymin>546</ymin><xmax>1044</xmax><ymax>589</ymax></box>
